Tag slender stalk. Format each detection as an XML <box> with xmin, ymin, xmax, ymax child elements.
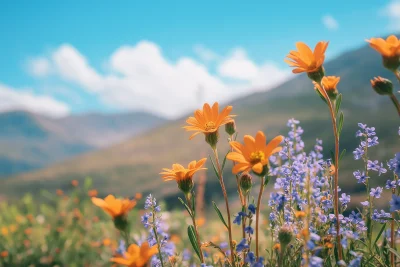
<box><xmin>391</xmin><ymin>188</ymin><xmax>396</xmax><ymax>267</ymax></box>
<box><xmin>390</xmin><ymin>94</ymin><xmax>400</xmax><ymax>117</ymax></box>
<box><xmin>317</xmin><ymin>81</ymin><xmax>342</xmax><ymax>260</ymax></box>
<box><xmin>255</xmin><ymin>176</ymin><xmax>265</xmax><ymax>259</ymax></box>
<box><xmin>152</xmin><ymin>211</ymin><xmax>165</xmax><ymax>267</ymax></box>
<box><xmin>185</xmin><ymin>193</ymin><xmax>205</xmax><ymax>263</ymax></box>
<box><xmin>304</xmin><ymin>169</ymin><xmax>311</xmax><ymax>266</ymax></box>
<box><xmin>212</xmin><ymin>148</ymin><xmax>235</xmax><ymax>266</ymax></box>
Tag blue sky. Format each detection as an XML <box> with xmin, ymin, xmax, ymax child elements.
<box><xmin>0</xmin><ymin>0</ymin><xmax>398</xmax><ymax>118</ymax></box>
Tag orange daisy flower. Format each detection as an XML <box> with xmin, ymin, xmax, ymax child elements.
<box><xmin>160</xmin><ymin>158</ymin><xmax>207</xmax><ymax>193</ymax></box>
<box><xmin>284</xmin><ymin>41</ymin><xmax>329</xmax><ymax>74</ymax></box>
<box><xmin>313</xmin><ymin>76</ymin><xmax>340</xmax><ymax>99</ymax></box>
<box><xmin>92</xmin><ymin>195</ymin><xmax>136</xmax><ymax>219</ymax></box>
<box><xmin>227</xmin><ymin>131</ymin><xmax>284</xmax><ymax>175</ymax></box>
<box><xmin>110</xmin><ymin>242</ymin><xmax>158</xmax><ymax>267</ymax></box>
<box><xmin>183</xmin><ymin>102</ymin><xmax>234</xmax><ymax>140</ymax></box>
<box><xmin>366</xmin><ymin>35</ymin><xmax>400</xmax><ymax>58</ymax></box>
<box><xmin>88</xmin><ymin>189</ymin><xmax>98</xmax><ymax>197</ymax></box>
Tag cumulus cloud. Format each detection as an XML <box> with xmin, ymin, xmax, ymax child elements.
<box><xmin>0</xmin><ymin>83</ymin><xmax>70</xmax><ymax>117</ymax></box>
<box><xmin>193</xmin><ymin>44</ymin><xmax>220</xmax><ymax>62</ymax></box>
<box><xmin>381</xmin><ymin>1</ymin><xmax>400</xmax><ymax>30</ymax></box>
<box><xmin>27</xmin><ymin>57</ymin><xmax>52</xmax><ymax>77</ymax></box>
<box><xmin>218</xmin><ymin>48</ymin><xmax>290</xmax><ymax>89</ymax></box>
<box><xmin>31</xmin><ymin>41</ymin><xmax>289</xmax><ymax>118</ymax></box>
<box><xmin>322</xmin><ymin>15</ymin><xmax>339</xmax><ymax>30</ymax></box>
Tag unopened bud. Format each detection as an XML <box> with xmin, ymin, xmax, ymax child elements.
<box><xmin>278</xmin><ymin>226</ymin><xmax>293</xmax><ymax>247</ymax></box>
<box><xmin>371</xmin><ymin>76</ymin><xmax>393</xmax><ymax>96</ymax></box>
<box><xmin>382</xmin><ymin>56</ymin><xmax>400</xmax><ymax>71</ymax></box>
<box><xmin>225</xmin><ymin>120</ymin><xmax>236</xmax><ymax>136</ymax></box>
<box><xmin>239</xmin><ymin>172</ymin><xmax>253</xmax><ymax>194</ymax></box>
<box><xmin>177</xmin><ymin>176</ymin><xmax>194</xmax><ymax>194</ymax></box>
<box><xmin>205</xmin><ymin>131</ymin><xmax>219</xmax><ymax>149</ymax></box>
<box><xmin>307</xmin><ymin>66</ymin><xmax>325</xmax><ymax>83</ymax></box>
<box><xmin>113</xmin><ymin>215</ymin><xmax>129</xmax><ymax>232</ymax></box>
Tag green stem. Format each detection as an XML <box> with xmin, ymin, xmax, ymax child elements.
<box><xmin>152</xmin><ymin>210</ymin><xmax>165</xmax><ymax>267</ymax></box>
<box><xmin>317</xmin><ymin>81</ymin><xmax>342</xmax><ymax>260</ymax></box>
<box><xmin>185</xmin><ymin>194</ymin><xmax>205</xmax><ymax>263</ymax></box>
<box><xmin>212</xmin><ymin>148</ymin><xmax>235</xmax><ymax>266</ymax></box>
<box><xmin>255</xmin><ymin>176</ymin><xmax>265</xmax><ymax>259</ymax></box>
<box><xmin>390</xmin><ymin>94</ymin><xmax>400</xmax><ymax>117</ymax></box>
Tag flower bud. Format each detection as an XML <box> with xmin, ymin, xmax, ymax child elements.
<box><xmin>113</xmin><ymin>215</ymin><xmax>129</xmax><ymax>232</ymax></box>
<box><xmin>239</xmin><ymin>172</ymin><xmax>253</xmax><ymax>194</ymax></box>
<box><xmin>307</xmin><ymin>66</ymin><xmax>325</xmax><ymax>83</ymax></box>
<box><xmin>225</xmin><ymin>120</ymin><xmax>236</xmax><ymax>136</ymax></box>
<box><xmin>370</xmin><ymin>76</ymin><xmax>393</xmax><ymax>96</ymax></box>
<box><xmin>177</xmin><ymin>176</ymin><xmax>194</xmax><ymax>194</ymax></box>
<box><xmin>382</xmin><ymin>56</ymin><xmax>400</xmax><ymax>71</ymax></box>
<box><xmin>205</xmin><ymin>131</ymin><xmax>219</xmax><ymax>149</ymax></box>
<box><xmin>278</xmin><ymin>226</ymin><xmax>293</xmax><ymax>247</ymax></box>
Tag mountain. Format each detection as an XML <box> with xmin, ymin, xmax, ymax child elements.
<box><xmin>0</xmin><ymin>111</ymin><xmax>167</xmax><ymax>177</ymax></box>
<box><xmin>1</xmin><ymin>42</ymin><xmax>400</xmax><ymax>205</ymax></box>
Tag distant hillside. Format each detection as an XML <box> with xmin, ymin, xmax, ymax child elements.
<box><xmin>0</xmin><ymin>111</ymin><xmax>167</xmax><ymax>177</ymax></box>
<box><xmin>1</xmin><ymin>41</ymin><xmax>399</xmax><ymax>205</ymax></box>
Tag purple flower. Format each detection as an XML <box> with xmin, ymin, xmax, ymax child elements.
<box><xmin>236</xmin><ymin>238</ymin><xmax>249</xmax><ymax>252</ymax></box>
<box><xmin>353</xmin><ymin>147</ymin><xmax>364</xmax><ymax>160</ymax></box>
<box><xmin>248</xmin><ymin>204</ymin><xmax>256</xmax><ymax>214</ymax></box>
<box><xmin>339</xmin><ymin>193</ymin><xmax>350</xmax><ymax>206</ymax></box>
<box><xmin>390</xmin><ymin>194</ymin><xmax>400</xmax><ymax>212</ymax></box>
<box><xmin>353</xmin><ymin>170</ymin><xmax>368</xmax><ymax>184</ymax></box>
<box><xmin>370</xmin><ymin>187</ymin><xmax>383</xmax><ymax>198</ymax></box>
<box><xmin>360</xmin><ymin>201</ymin><xmax>369</xmax><ymax>206</ymax></box>
<box><xmin>245</xmin><ymin>226</ymin><xmax>254</xmax><ymax>235</ymax></box>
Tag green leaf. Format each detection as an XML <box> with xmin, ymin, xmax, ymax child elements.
<box><xmin>374</xmin><ymin>223</ymin><xmax>386</xmax><ymax>246</ymax></box>
<box><xmin>178</xmin><ymin>197</ymin><xmax>192</xmax><ymax>217</ymax></box>
<box><xmin>212</xmin><ymin>201</ymin><xmax>228</xmax><ymax>229</ymax></box>
<box><xmin>337</xmin><ymin>112</ymin><xmax>344</xmax><ymax>137</ymax></box>
<box><xmin>209</xmin><ymin>155</ymin><xmax>220</xmax><ymax>179</ymax></box>
<box><xmin>339</xmin><ymin>149</ymin><xmax>346</xmax><ymax>162</ymax></box>
<box><xmin>264</xmin><ymin>175</ymin><xmax>271</xmax><ymax>186</ymax></box>
<box><xmin>335</xmin><ymin>93</ymin><xmax>342</xmax><ymax>116</ymax></box>
<box><xmin>315</xmin><ymin>88</ymin><xmax>327</xmax><ymax>104</ymax></box>
<box><xmin>221</xmin><ymin>150</ymin><xmax>230</xmax><ymax>171</ymax></box>
<box><xmin>188</xmin><ymin>225</ymin><xmax>201</xmax><ymax>260</ymax></box>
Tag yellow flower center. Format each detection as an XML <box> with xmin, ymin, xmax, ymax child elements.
<box><xmin>204</xmin><ymin>121</ymin><xmax>216</xmax><ymax>131</ymax></box>
<box><xmin>249</xmin><ymin>151</ymin><xmax>265</xmax><ymax>164</ymax></box>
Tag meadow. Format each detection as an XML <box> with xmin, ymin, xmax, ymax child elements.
<box><xmin>1</xmin><ymin>36</ymin><xmax>400</xmax><ymax>267</ymax></box>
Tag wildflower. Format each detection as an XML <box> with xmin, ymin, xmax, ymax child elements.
<box><xmin>88</xmin><ymin>189</ymin><xmax>98</xmax><ymax>197</ymax></box>
<box><xmin>183</xmin><ymin>102</ymin><xmax>234</xmax><ymax>148</ymax></box>
<box><xmin>370</xmin><ymin>187</ymin><xmax>383</xmax><ymax>198</ymax></box>
<box><xmin>248</xmin><ymin>203</ymin><xmax>256</xmax><ymax>214</ymax></box>
<box><xmin>360</xmin><ymin>201</ymin><xmax>369</xmax><ymax>206</ymax></box>
<box><xmin>103</xmin><ymin>238</ymin><xmax>112</xmax><ymax>246</ymax></box>
<box><xmin>370</xmin><ymin>77</ymin><xmax>394</xmax><ymax>95</ymax></box>
<box><xmin>366</xmin><ymin>35</ymin><xmax>400</xmax><ymax>70</ymax></box>
<box><xmin>353</xmin><ymin>170</ymin><xmax>369</xmax><ymax>184</ymax></box>
<box><xmin>236</xmin><ymin>238</ymin><xmax>249</xmax><ymax>252</ymax></box>
<box><xmin>273</xmin><ymin>243</ymin><xmax>281</xmax><ymax>251</ymax></box>
<box><xmin>388</xmin><ymin>153</ymin><xmax>400</xmax><ymax>176</ymax></box>
<box><xmin>245</xmin><ymin>251</ymin><xmax>256</xmax><ymax>264</ymax></box>
<box><xmin>56</xmin><ymin>189</ymin><xmax>64</xmax><ymax>196</ymax></box>
<box><xmin>390</xmin><ymin>194</ymin><xmax>400</xmax><ymax>212</ymax></box>
<box><xmin>160</xmin><ymin>158</ymin><xmax>207</xmax><ymax>194</ymax></box>
<box><xmin>0</xmin><ymin>251</ymin><xmax>8</xmax><ymax>258</ymax></box>
<box><xmin>309</xmin><ymin>256</ymin><xmax>323</xmax><ymax>267</ymax></box>
<box><xmin>135</xmin><ymin>193</ymin><xmax>142</xmax><ymax>200</ymax></box>
<box><xmin>233</xmin><ymin>212</ymin><xmax>246</xmax><ymax>225</ymax></box>
<box><xmin>339</xmin><ymin>193</ymin><xmax>351</xmax><ymax>206</ymax></box>
<box><xmin>227</xmin><ymin>131</ymin><xmax>284</xmax><ymax>176</ymax></box>
<box><xmin>313</xmin><ymin>76</ymin><xmax>340</xmax><ymax>101</ymax></box>
<box><xmin>110</xmin><ymin>242</ymin><xmax>158</xmax><ymax>267</ymax></box>
<box><xmin>1</xmin><ymin>227</ymin><xmax>8</xmax><ymax>236</ymax></box>
<box><xmin>295</xmin><ymin>210</ymin><xmax>306</xmax><ymax>219</ymax></box>
<box><xmin>245</xmin><ymin>226</ymin><xmax>254</xmax><ymax>234</ymax></box>
<box><xmin>92</xmin><ymin>195</ymin><xmax>136</xmax><ymax>231</ymax></box>
<box><xmin>278</xmin><ymin>226</ymin><xmax>293</xmax><ymax>247</ymax></box>
<box><xmin>284</xmin><ymin>41</ymin><xmax>329</xmax><ymax>82</ymax></box>
<box><xmin>71</xmin><ymin>180</ymin><xmax>79</xmax><ymax>187</ymax></box>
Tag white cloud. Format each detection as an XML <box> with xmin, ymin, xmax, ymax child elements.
<box><xmin>381</xmin><ymin>1</ymin><xmax>400</xmax><ymax>30</ymax></box>
<box><xmin>218</xmin><ymin>48</ymin><xmax>290</xmax><ymax>89</ymax></box>
<box><xmin>322</xmin><ymin>15</ymin><xmax>339</xmax><ymax>30</ymax></box>
<box><xmin>27</xmin><ymin>57</ymin><xmax>52</xmax><ymax>77</ymax></box>
<box><xmin>32</xmin><ymin>41</ymin><xmax>289</xmax><ymax>118</ymax></box>
<box><xmin>193</xmin><ymin>44</ymin><xmax>220</xmax><ymax>62</ymax></box>
<box><xmin>0</xmin><ymin>84</ymin><xmax>70</xmax><ymax>117</ymax></box>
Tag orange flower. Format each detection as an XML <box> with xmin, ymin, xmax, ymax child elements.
<box><xmin>273</xmin><ymin>243</ymin><xmax>281</xmax><ymax>251</ymax></box>
<box><xmin>24</xmin><ymin>228</ymin><xmax>32</xmax><ymax>235</ymax></box>
<box><xmin>56</xmin><ymin>189</ymin><xmax>64</xmax><ymax>196</ymax></box>
<box><xmin>294</xmin><ymin>211</ymin><xmax>306</xmax><ymax>219</ymax></box>
<box><xmin>183</xmin><ymin>102</ymin><xmax>234</xmax><ymax>140</ymax></box>
<box><xmin>135</xmin><ymin>193</ymin><xmax>142</xmax><ymax>200</ymax></box>
<box><xmin>110</xmin><ymin>242</ymin><xmax>158</xmax><ymax>267</ymax></box>
<box><xmin>1</xmin><ymin>227</ymin><xmax>8</xmax><ymax>236</ymax></box>
<box><xmin>71</xmin><ymin>180</ymin><xmax>79</xmax><ymax>187</ymax></box>
<box><xmin>160</xmin><ymin>158</ymin><xmax>207</xmax><ymax>193</ymax></box>
<box><xmin>0</xmin><ymin>251</ymin><xmax>8</xmax><ymax>258</ymax></box>
<box><xmin>88</xmin><ymin>189</ymin><xmax>98</xmax><ymax>197</ymax></box>
<box><xmin>103</xmin><ymin>238</ymin><xmax>112</xmax><ymax>246</ymax></box>
<box><xmin>313</xmin><ymin>76</ymin><xmax>340</xmax><ymax>94</ymax></box>
<box><xmin>92</xmin><ymin>195</ymin><xmax>136</xmax><ymax>219</ymax></box>
<box><xmin>227</xmin><ymin>131</ymin><xmax>284</xmax><ymax>175</ymax></box>
<box><xmin>284</xmin><ymin>41</ymin><xmax>328</xmax><ymax>73</ymax></box>
<box><xmin>366</xmin><ymin>35</ymin><xmax>400</xmax><ymax>58</ymax></box>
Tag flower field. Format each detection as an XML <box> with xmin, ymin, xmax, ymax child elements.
<box><xmin>2</xmin><ymin>36</ymin><xmax>400</xmax><ymax>267</ymax></box>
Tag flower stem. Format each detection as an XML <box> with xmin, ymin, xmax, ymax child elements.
<box><xmin>317</xmin><ymin>81</ymin><xmax>342</xmax><ymax>260</ymax></box>
<box><xmin>152</xmin><ymin>211</ymin><xmax>165</xmax><ymax>267</ymax></box>
<box><xmin>255</xmin><ymin>176</ymin><xmax>265</xmax><ymax>259</ymax></box>
<box><xmin>391</xmin><ymin>188</ymin><xmax>396</xmax><ymax>267</ymax></box>
<box><xmin>212</xmin><ymin>148</ymin><xmax>235</xmax><ymax>266</ymax></box>
<box><xmin>390</xmin><ymin>94</ymin><xmax>400</xmax><ymax>117</ymax></box>
<box><xmin>185</xmin><ymin>194</ymin><xmax>205</xmax><ymax>263</ymax></box>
